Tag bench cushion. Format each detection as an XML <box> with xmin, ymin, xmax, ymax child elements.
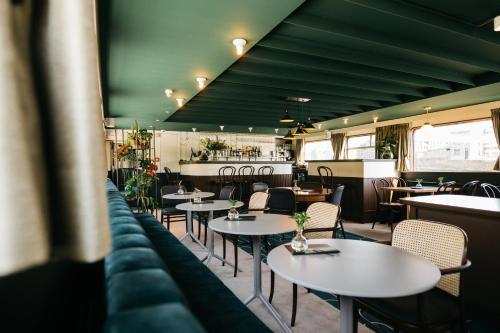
<box><xmin>105</xmin><ymin>248</ymin><xmax>166</xmax><ymax>277</ymax></box>
<box><xmin>112</xmin><ymin>234</ymin><xmax>153</xmax><ymax>251</ymax></box>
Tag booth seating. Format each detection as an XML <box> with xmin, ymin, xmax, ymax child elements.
<box><xmin>105</xmin><ymin>180</ymin><xmax>272</xmax><ymax>333</ymax></box>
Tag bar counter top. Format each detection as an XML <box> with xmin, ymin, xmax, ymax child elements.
<box><xmin>179</xmin><ymin>160</ymin><xmax>293</xmax><ymax>165</ymax></box>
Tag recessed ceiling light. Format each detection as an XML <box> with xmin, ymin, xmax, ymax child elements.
<box><xmin>373</xmin><ymin>116</ymin><xmax>378</xmax><ymax>123</ymax></box>
<box><xmin>232</xmin><ymin>38</ymin><xmax>247</xmax><ymax>55</ymax></box>
<box><xmin>165</xmin><ymin>110</ymin><xmax>170</xmax><ymax>114</ymax></box>
<box><xmin>164</xmin><ymin>89</ymin><xmax>173</xmax><ymax>97</ymax></box>
<box><xmin>286</xmin><ymin>97</ymin><xmax>311</xmax><ymax>103</ymax></box>
<box><xmin>156</xmin><ymin>119</ymin><xmax>160</xmax><ymax>122</ymax></box>
<box><xmin>176</xmin><ymin>98</ymin><xmax>185</xmax><ymax>107</ymax></box>
<box><xmin>317</xmin><ymin>124</ymin><xmax>322</xmax><ymax>129</ymax></box>
<box><xmin>196</xmin><ymin>77</ymin><xmax>207</xmax><ymax>89</ymax></box>
<box><xmin>149</xmin><ymin>125</ymin><xmax>153</xmax><ymax>128</ymax></box>
<box><xmin>343</xmin><ymin>118</ymin><xmax>348</xmax><ymax>125</ymax></box>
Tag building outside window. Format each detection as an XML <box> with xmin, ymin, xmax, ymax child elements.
<box><xmin>413</xmin><ymin>119</ymin><xmax>499</xmax><ymax>171</ymax></box>
<box><xmin>304</xmin><ymin>140</ymin><xmax>333</xmax><ymax>160</ymax></box>
<box><xmin>346</xmin><ymin>134</ymin><xmax>376</xmax><ymax>159</ymax></box>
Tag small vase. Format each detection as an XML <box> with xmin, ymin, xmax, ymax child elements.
<box><xmin>227</xmin><ymin>206</ymin><xmax>239</xmax><ymax>220</ymax></box>
<box><xmin>292</xmin><ymin>180</ymin><xmax>301</xmax><ymax>191</ymax></box>
<box><xmin>177</xmin><ymin>187</ymin><xmax>185</xmax><ymax>195</ymax></box>
<box><xmin>381</xmin><ymin>146</ymin><xmax>394</xmax><ymax>159</ymax></box>
<box><xmin>415</xmin><ymin>180</ymin><xmax>423</xmax><ymax>188</ymax></box>
<box><xmin>291</xmin><ymin>228</ymin><xmax>308</xmax><ymax>252</ymax></box>
<box><xmin>193</xmin><ymin>195</ymin><xmax>202</xmax><ymax>203</ymax></box>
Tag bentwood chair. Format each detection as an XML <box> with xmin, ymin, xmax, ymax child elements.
<box><xmin>223</xmin><ymin>191</ymin><xmax>269</xmax><ymax>277</ymax></box>
<box><xmin>330</xmin><ymin>184</ymin><xmax>346</xmax><ymax>238</ymax></box>
<box><xmin>269</xmin><ymin>202</ymin><xmax>341</xmax><ymax>327</ymax></box>
<box><xmin>354</xmin><ymin>220</ymin><xmax>471</xmax><ymax>333</ymax></box>
<box><xmin>252</xmin><ymin>182</ymin><xmax>269</xmax><ymax>193</ymax></box>
<box><xmin>317</xmin><ymin>166</ymin><xmax>334</xmax><ymax>191</ymax></box>
<box><xmin>235</xmin><ymin>165</ymin><xmax>255</xmax><ymax>202</ymax></box>
<box><xmin>436</xmin><ymin>181</ymin><xmax>457</xmax><ymax>194</ymax></box>
<box><xmin>459</xmin><ymin>180</ymin><xmax>481</xmax><ymax>196</ymax></box>
<box><xmin>371</xmin><ymin>179</ymin><xmax>404</xmax><ymax>231</ymax></box>
<box><xmin>480</xmin><ymin>183</ymin><xmax>500</xmax><ymax>198</ymax></box>
<box><xmin>215</xmin><ymin>166</ymin><xmax>236</xmax><ymax>193</ymax></box>
<box><xmin>160</xmin><ymin>185</ymin><xmax>187</xmax><ymax>230</ymax></box>
<box><xmin>257</xmin><ymin>166</ymin><xmax>274</xmax><ymax>184</ymax></box>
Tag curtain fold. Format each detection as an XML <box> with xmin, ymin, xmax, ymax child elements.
<box><xmin>0</xmin><ymin>0</ymin><xmax>110</xmax><ymax>276</ymax></box>
<box><xmin>330</xmin><ymin>133</ymin><xmax>346</xmax><ymax>160</ymax></box>
<box><xmin>492</xmin><ymin>108</ymin><xmax>500</xmax><ymax>171</ymax></box>
<box><xmin>295</xmin><ymin>138</ymin><xmax>305</xmax><ymax>165</ymax></box>
<box><xmin>375</xmin><ymin>124</ymin><xmax>410</xmax><ymax>172</ymax></box>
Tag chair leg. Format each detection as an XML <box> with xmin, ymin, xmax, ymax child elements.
<box><xmin>197</xmin><ymin>215</ymin><xmax>201</xmax><ymax>239</ymax></box>
<box><xmin>339</xmin><ymin>220</ymin><xmax>347</xmax><ymax>239</ymax></box>
<box><xmin>167</xmin><ymin>215</ymin><xmax>170</xmax><ymax>230</ymax></box>
<box><xmin>269</xmin><ymin>270</ymin><xmax>275</xmax><ymax>303</ymax></box>
<box><xmin>353</xmin><ymin>301</ymin><xmax>359</xmax><ymax>333</ymax></box>
<box><xmin>233</xmin><ymin>236</ymin><xmax>239</xmax><ymax>277</ymax></box>
<box><xmin>291</xmin><ymin>283</ymin><xmax>298</xmax><ymax>327</ymax></box>
<box><xmin>222</xmin><ymin>234</ymin><xmax>226</xmax><ymax>266</ymax></box>
<box><xmin>184</xmin><ymin>213</ymin><xmax>188</xmax><ymax>232</ymax></box>
<box><xmin>203</xmin><ymin>221</ymin><xmax>207</xmax><ymax>246</ymax></box>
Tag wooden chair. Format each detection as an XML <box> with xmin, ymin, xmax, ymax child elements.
<box><xmin>160</xmin><ymin>185</ymin><xmax>187</xmax><ymax>230</ymax></box>
<box><xmin>371</xmin><ymin>178</ymin><xmax>404</xmax><ymax>231</ymax></box>
<box><xmin>269</xmin><ymin>202</ymin><xmax>341</xmax><ymax>327</ymax></box>
<box><xmin>317</xmin><ymin>166</ymin><xmax>334</xmax><ymax>191</ymax></box>
<box><xmin>459</xmin><ymin>180</ymin><xmax>481</xmax><ymax>196</ymax></box>
<box><xmin>235</xmin><ymin>165</ymin><xmax>255</xmax><ymax>202</ymax></box>
<box><xmin>257</xmin><ymin>166</ymin><xmax>274</xmax><ymax>184</ymax></box>
<box><xmin>329</xmin><ymin>184</ymin><xmax>346</xmax><ymax>238</ymax></box>
<box><xmin>223</xmin><ymin>191</ymin><xmax>269</xmax><ymax>277</ymax></box>
<box><xmin>215</xmin><ymin>166</ymin><xmax>236</xmax><ymax>193</ymax></box>
<box><xmin>480</xmin><ymin>182</ymin><xmax>500</xmax><ymax>198</ymax></box>
<box><xmin>436</xmin><ymin>181</ymin><xmax>457</xmax><ymax>194</ymax></box>
<box><xmin>354</xmin><ymin>219</ymin><xmax>471</xmax><ymax>333</ymax></box>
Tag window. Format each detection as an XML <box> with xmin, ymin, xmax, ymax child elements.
<box><xmin>346</xmin><ymin>134</ymin><xmax>375</xmax><ymax>159</ymax></box>
<box><xmin>304</xmin><ymin>140</ymin><xmax>333</xmax><ymax>160</ymax></box>
<box><xmin>413</xmin><ymin>119</ymin><xmax>499</xmax><ymax>171</ymax></box>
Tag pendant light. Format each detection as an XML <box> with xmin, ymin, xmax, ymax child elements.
<box><xmin>280</xmin><ymin>102</ymin><xmax>294</xmax><ymax>123</ymax></box>
<box><xmin>293</xmin><ymin>102</ymin><xmax>310</xmax><ymax>136</ymax></box>
<box><xmin>421</xmin><ymin>106</ymin><xmax>433</xmax><ymax>131</ymax></box>
<box><xmin>303</xmin><ymin>117</ymin><xmax>315</xmax><ymax>131</ymax></box>
<box><xmin>283</xmin><ymin>129</ymin><xmax>297</xmax><ymax>140</ymax></box>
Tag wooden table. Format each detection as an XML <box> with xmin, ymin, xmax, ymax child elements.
<box><xmin>400</xmin><ymin>194</ymin><xmax>500</xmax><ymax>319</ymax></box>
<box><xmin>281</xmin><ymin>187</ymin><xmax>331</xmax><ymax>203</ymax></box>
<box><xmin>267</xmin><ymin>239</ymin><xmax>440</xmax><ymax>333</ymax></box>
<box><xmin>381</xmin><ymin>186</ymin><xmax>443</xmax><ymax>218</ymax></box>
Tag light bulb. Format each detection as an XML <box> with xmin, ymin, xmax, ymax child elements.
<box><xmin>164</xmin><ymin>89</ymin><xmax>173</xmax><ymax>97</ymax></box>
<box><xmin>176</xmin><ymin>98</ymin><xmax>185</xmax><ymax>107</ymax></box>
<box><xmin>196</xmin><ymin>77</ymin><xmax>207</xmax><ymax>89</ymax></box>
<box><xmin>232</xmin><ymin>38</ymin><xmax>247</xmax><ymax>56</ymax></box>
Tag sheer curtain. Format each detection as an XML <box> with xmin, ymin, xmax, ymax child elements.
<box><xmin>295</xmin><ymin>138</ymin><xmax>305</xmax><ymax>164</ymax></box>
<box><xmin>0</xmin><ymin>0</ymin><xmax>110</xmax><ymax>276</ymax></box>
<box><xmin>492</xmin><ymin>108</ymin><xmax>500</xmax><ymax>171</ymax></box>
<box><xmin>330</xmin><ymin>133</ymin><xmax>346</xmax><ymax>160</ymax></box>
<box><xmin>375</xmin><ymin>124</ymin><xmax>410</xmax><ymax>172</ymax></box>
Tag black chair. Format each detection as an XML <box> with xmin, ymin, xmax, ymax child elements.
<box><xmin>354</xmin><ymin>220</ymin><xmax>471</xmax><ymax>333</ymax></box>
<box><xmin>436</xmin><ymin>181</ymin><xmax>457</xmax><ymax>194</ymax></box>
<box><xmin>480</xmin><ymin>183</ymin><xmax>500</xmax><ymax>198</ymax></box>
<box><xmin>317</xmin><ymin>166</ymin><xmax>334</xmax><ymax>191</ymax></box>
<box><xmin>215</xmin><ymin>166</ymin><xmax>236</xmax><ymax>193</ymax></box>
<box><xmin>163</xmin><ymin>166</ymin><xmax>179</xmax><ymax>185</ymax></box>
<box><xmin>459</xmin><ymin>180</ymin><xmax>482</xmax><ymax>196</ymax></box>
<box><xmin>330</xmin><ymin>184</ymin><xmax>346</xmax><ymax>238</ymax></box>
<box><xmin>160</xmin><ymin>185</ymin><xmax>187</xmax><ymax>230</ymax></box>
<box><xmin>252</xmin><ymin>182</ymin><xmax>269</xmax><ymax>193</ymax></box>
<box><xmin>267</xmin><ymin>188</ymin><xmax>296</xmax><ymax>215</ymax></box>
<box><xmin>257</xmin><ymin>166</ymin><xmax>274</xmax><ymax>184</ymax></box>
<box><xmin>235</xmin><ymin>165</ymin><xmax>255</xmax><ymax>202</ymax></box>
<box><xmin>371</xmin><ymin>179</ymin><xmax>404</xmax><ymax>232</ymax></box>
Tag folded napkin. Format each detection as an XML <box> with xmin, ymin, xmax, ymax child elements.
<box><xmin>175</xmin><ymin>192</ymin><xmax>193</xmax><ymax>195</ymax></box>
<box><xmin>224</xmin><ymin>215</ymin><xmax>256</xmax><ymax>221</ymax></box>
<box><xmin>193</xmin><ymin>200</ymin><xmax>214</xmax><ymax>204</ymax></box>
<box><xmin>285</xmin><ymin>244</ymin><xmax>340</xmax><ymax>256</ymax></box>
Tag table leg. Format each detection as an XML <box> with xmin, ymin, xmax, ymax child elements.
<box><xmin>406</xmin><ymin>193</ymin><xmax>411</xmax><ymax>219</ymax></box>
<box><xmin>179</xmin><ymin>210</ymin><xmax>207</xmax><ymax>249</ymax></box>
<box><xmin>339</xmin><ymin>295</ymin><xmax>354</xmax><ymax>333</ymax></box>
<box><xmin>244</xmin><ymin>236</ymin><xmax>292</xmax><ymax>333</ymax></box>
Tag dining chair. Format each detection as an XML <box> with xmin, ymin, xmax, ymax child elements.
<box><xmin>317</xmin><ymin>166</ymin><xmax>334</xmax><ymax>191</ymax></box>
<box><xmin>459</xmin><ymin>180</ymin><xmax>481</xmax><ymax>196</ymax></box>
<box><xmin>298</xmin><ymin>181</ymin><xmax>322</xmax><ymax>191</ymax></box>
<box><xmin>330</xmin><ymin>184</ymin><xmax>346</xmax><ymax>238</ymax></box>
<box><xmin>257</xmin><ymin>165</ymin><xmax>274</xmax><ymax>184</ymax></box>
<box><xmin>215</xmin><ymin>166</ymin><xmax>236</xmax><ymax>193</ymax></box>
<box><xmin>252</xmin><ymin>182</ymin><xmax>269</xmax><ymax>193</ymax></box>
<box><xmin>163</xmin><ymin>166</ymin><xmax>179</xmax><ymax>185</ymax></box>
<box><xmin>371</xmin><ymin>178</ymin><xmax>404</xmax><ymax>231</ymax></box>
<box><xmin>436</xmin><ymin>181</ymin><xmax>457</xmax><ymax>194</ymax></box>
<box><xmin>354</xmin><ymin>219</ymin><xmax>471</xmax><ymax>333</ymax></box>
<box><xmin>235</xmin><ymin>165</ymin><xmax>255</xmax><ymax>202</ymax></box>
<box><xmin>267</xmin><ymin>188</ymin><xmax>296</xmax><ymax>215</ymax></box>
<box><xmin>160</xmin><ymin>185</ymin><xmax>187</xmax><ymax>230</ymax></box>
<box><xmin>223</xmin><ymin>191</ymin><xmax>269</xmax><ymax>277</ymax></box>
<box><xmin>479</xmin><ymin>183</ymin><xmax>500</xmax><ymax>198</ymax></box>
<box><xmin>269</xmin><ymin>202</ymin><xmax>341</xmax><ymax>327</ymax></box>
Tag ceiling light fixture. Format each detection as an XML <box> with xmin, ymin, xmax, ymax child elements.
<box><xmin>274</xmin><ymin>128</ymin><xmax>279</xmax><ymax>134</ymax></box>
<box><xmin>196</xmin><ymin>77</ymin><xmax>207</xmax><ymax>89</ymax></box>
<box><xmin>164</xmin><ymin>89</ymin><xmax>173</xmax><ymax>98</ymax></box>
<box><xmin>248</xmin><ymin>127</ymin><xmax>253</xmax><ymax>133</ymax></box>
<box><xmin>192</xmin><ymin>128</ymin><xmax>196</xmax><ymax>132</ymax></box>
<box><xmin>373</xmin><ymin>116</ymin><xmax>378</xmax><ymax>123</ymax></box>
<box><xmin>279</xmin><ymin>103</ymin><xmax>294</xmax><ymax>123</ymax></box>
<box><xmin>303</xmin><ymin>117</ymin><xmax>315</xmax><ymax>130</ymax></box>
<box><xmin>232</xmin><ymin>38</ymin><xmax>247</xmax><ymax>55</ymax></box>
<box><xmin>495</xmin><ymin>16</ymin><xmax>500</xmax><ymax>31</ymax></box>
<box><xmin>283</xmin><ymin>129</ymin><xmax>297</xmax><ymax>140</ymax></box>
<box><xmin>219</xmin><ymin>125</ymin><xmax>224</xmax><ymax>131</ymax></box>
<box><xmin>421</xmin><ymin>106</ymin><xmax>433</xmax><ymax>131</ymax></box>
<box><xmin>343</xmin><ymin>118</ymin><xmax>348</xmax><ymax>125</ymax></box>
<box><xmin>176</xmin><ymin>98</ymin><xmax>185</xmax><ymax>107</ymax></box>
<box><xmin>293</xmin><ymin>125</ymin><xmax>309</xmax><ymax>137</ymax></box>
<box><xmin>317</xmin><ymin>124</ymin><xmax>322</xmax><ymax>129</ymax></box>
<box><xmin>156</xmin><ymin>119</ymin><xmax>160</xmax><ymax>122</ymax></box>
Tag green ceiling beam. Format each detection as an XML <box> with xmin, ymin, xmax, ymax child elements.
<box><xmin>202</xmin><ymin>82</ymin><xmax>383</xmax><ymax>107</ymax></box>
<box><xmin>218</xmin><ymin>72</ymin><xmax>402</xmax><ymax>102</ymax></box>
<box><xmin>342</xmin><ymin>0</ymin><xmax>500</xmax><ymax>47</ymax></box>
<box><xmin>260</xmin><ymin>35</ymin><xmax>475</xmax><ymax>85</ymax></box>
<box><xmin>285</xmin><ymin>14</ymin><xmax>500</xmax><ymax>73</ymax></box>
<box><xmin>230</xmin><ymin>62</ymin><xmax>425</xmax><ymax>97</ymax></box>
<box><xmin>247</xmin><ymin>47</ymin><xmax>453</xmax><ymax>90</ymax></box>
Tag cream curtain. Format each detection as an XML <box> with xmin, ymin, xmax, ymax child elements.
<box><xmin>0</xmin><ymin>0</ymin><xmax>110</xmax><ymax>276</ymax></box>
<box><xmin>492</xmin><ymin>108</ymin><xmax>500</xmax><ymax>171</ymax></box>
<box><xmin>375</xmin><ymin>124</ymin><xmax>410</xmax><ymax>172</ymax></box>
<box><xmin>330</xmin><ymin>133</ymin><xmax>346</xmax><ymax>160</ymax></box>
<box><xmin>295</xmin><ymin>138</ymin><xmax>305</xmax><ymax>164</ymax></box>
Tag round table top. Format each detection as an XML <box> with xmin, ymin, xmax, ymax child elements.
<box><xmin>176</xmin><ymin>199</ymin><xmax>244</xmax><ymax>212</ymax></box>
<box><xmin>267</xmin><ymin>239</ymin><xmax>441</xmax><ymax>298</ymax></box>
<box><xmin>163</xmin><ymin>191</ymin><xmax>214</xmax><ymax>200</ymax></box>
<box><xmin>209</xmin><ymin>213</ymin><xmax>296</xmax><ymax>236</ymax></box>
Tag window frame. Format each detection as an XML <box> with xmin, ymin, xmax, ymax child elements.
<box><xmin>345</xmin><ymin>133</ymin><xmax>376</xmax><ymax>160</ymax></box>
<box><xmin>304</xmin><ymin>139</ymin><xmax>333</xmax><ymax>161</ymax></box>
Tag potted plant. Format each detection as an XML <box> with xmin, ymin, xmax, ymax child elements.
<box><xmin>227</xmin><ymin>198</ymin><xmax>240</xmax><ymax>220</ymax></box>
<box><xmin>123</xmin><ymin>165</ymin><xmax>158</xmax><ymax>213</ymax></box>
<box><xmin>415</xmin><ymin>178</ymin><xmax>424</xmax><ymax>188</ymax></box>
<box><xmin>200</xmin><ymin>136</ymin><xmax>228</xmax><ymax>160</ymax></box>
<box><xmin>437</xmin><ymin>177</ymin><xmax>445</xmax><ymax>186</ymax></box>
<box><xmin>377</xmin><ymin>133</ymin><xmax>398</xmax><ymax>159</ymax></box>
<box><xmin>291</xmin><ymin>212</ymin><xmax>310</xmax><ymax>252</ymax></box>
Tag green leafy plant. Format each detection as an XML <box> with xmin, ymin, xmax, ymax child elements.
<box><xmin>200</xmin><ymin>136</ymin><xmax>228</xmax><ymax>151</ymax></box>
<box><xmin>376</xmin><ymin>133</ymin><xmax>398</xmax><ymax>156</ymax></box>
<box><xmin>437</xmin><ymin>176</ymin><xmax>445</xmax><ymax>184</ymax></box>
<box><xmin>193</xmin><ymin>187</ymin><xmax>201</xmax><ymax>193</ymax></box>
<box><xmin>293</xmin><ymin>211</ymin><xmax>310</xmax><ymax>230</ymax></box>
<box><xmin>228</xmin><ymin>198</ymin><xmax>238</xmax><ymax>207</ymax></box>
<box><xmin>124</xmin><ymin>171</ymin><xmax>158</xmax><ymax>212</ymax></box>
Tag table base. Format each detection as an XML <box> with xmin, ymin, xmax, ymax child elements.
<box><xmin>178</xmin><ymin>211</ymin><xmax>207</xmax><ymax>249</ymax></box>
<box><xmin>339</xmin><ymin>295</ymin><xmax>354</xmax><ymax>333</ymax></box>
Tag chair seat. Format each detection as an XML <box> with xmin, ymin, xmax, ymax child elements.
<box><xmin>356</xmin><ymin>288</ymin><xmax>460</xmax><ymax>326</ymax></box>
<box><xmin>379</xmin><ymin>202</ymin><xmax>405</xmax><ymax>207</ymax></box>
<box><xmin>162</xmin><ymin>207</ymin><xmax>185</xmax><ymax>215</ymax></box>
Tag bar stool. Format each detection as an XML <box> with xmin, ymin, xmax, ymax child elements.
<box><xmin>235</xmin><ymin>165</ymin><xmax>255</xmax><ymax>202</ymax></box>
<box><xmin>257</xmin><ymin>166</ymin><xmax>274</xmax><ymax>185</ymax></box>
<box><xmin>215</xmin><ymin>166</ymin><xmax>236</xmax><ymax>193</ymax></box>
<box><xmin>317</xmin><ymin>166</ymin><xmax>334</xmax><ymax>191</ymax></box>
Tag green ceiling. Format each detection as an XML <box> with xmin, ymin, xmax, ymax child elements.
<box><xmin>100</xmin><ymin>0</ymin><xmax>500</xmax><ymax>133</ymax></box>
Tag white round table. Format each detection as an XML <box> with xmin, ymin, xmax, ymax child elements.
<box><xmin>267</xmin><ymin>239</ymin><xmax>441</xmax><ymax>333</ymax></box>
<box><xmin>176</xmin><ymin>200</ymin><xmax>244</xmax><ymax>258</ymax></box>
<box><xmin>209</xmin><ymin>213</ymin><xmax>296</xmax><ymax>333</ymax></box>
<box><xmin>162</xmin><ymin>191</ymin><xmax>214</xmax><ymax>200</ymax></box>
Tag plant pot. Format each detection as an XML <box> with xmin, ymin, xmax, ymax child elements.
<box><xmin>227</xmin><ymin>206</ymin><xmax>239</xmax><ymax>220</ymax></box>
